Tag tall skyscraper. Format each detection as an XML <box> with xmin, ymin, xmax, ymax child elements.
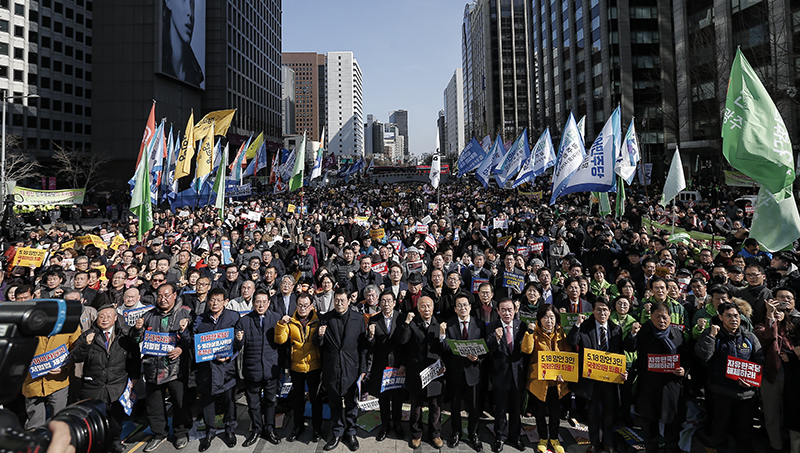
<box><xmin>389</xmin><ymin>109</ymin><xmax>408</xmax><ymax>155</ymax></box>
<box><xmin>462</xmin><ymin>0</ymin><xmax>535</xmax><ymax>142</ymax></box>
<box><xmin>327</xmin><ymin>51</ymin><xmax>363</xmax><ymax>159</ymax></box>
<box><xmin>364</xmin><ymin>113</ymin><xmax>374</xmax><ymax>156</ymax></box>
<box><xmin>282</xmin><ymin>65</ymin><xmax>295</xmax><ymax>136</ymax></box>
<box><xmin>282</xmin><ymin>52</ymin><xmax>326</xmax><ymax>141</ymax></box>
<box><xmin>444</xmin><ymin>68</ymin><xmax>465</xmax><ymax>160</ymax></box>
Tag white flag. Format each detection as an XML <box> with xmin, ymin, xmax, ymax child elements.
<box><xmin>660</xmin><ymin>148</ymin><xmax>686</xmax><ymax>207</ymax></box>
<box><xmin>430</xmin><ymin>135</ymin><xmax>441</xmax><ymax>189</ymax></box>
<box><xmin>550</xmin><ymin>113</ymin><xmax>587</xmax><ymax>204</ymax></box>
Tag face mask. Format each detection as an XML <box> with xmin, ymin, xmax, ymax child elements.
<box><xmin>712</xmin><ymin>275</ymin><xmax>726</xmax><ymax>284</ymax></box>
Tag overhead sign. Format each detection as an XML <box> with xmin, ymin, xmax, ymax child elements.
<box><xmin>14</xmin><ymin>187</ymin><xmax>85</xmax><ymax>206</ymax></box>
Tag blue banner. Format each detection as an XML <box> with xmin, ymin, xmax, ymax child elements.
<box><xmin>456</xmin><ymin>138</ymin><xmax>488</xmax><ymax>177</ymax></box>
<box><xmin>119</xmin><ymin>378</ymin><xmax>137</xmax><ymax>416</ymax></box>
<box><xmin>29</xmin><ymin>344</ymin><xmax>70</xmax><ymax>378</ymax></box>
<box><xmin>142</xmin><ymin>331</ymin><xmax>178</xmax><ymax>356</ymax></box>
<box><xmin>194</xmin><ymin>328</ymin><xmax>234</xmax><ymax>363</ymax></box>
<box><xmin>502</xmin><ymin>272</ymin><xmax>525</xmax><ymax>293</ymax></box>
<box><xmin>380</xmin><ymin>367</ymin><xmax>406</xmax><ymax>393</ymax></box>
<box><xmin>123</xmin><ymin>305</ymin><xmax>154</xmax><ymax>327</ymax></box>
<box><xmin>220</xmin><ymin>239</ymin><xmax>233</xmax><ymax>265</ymax></box>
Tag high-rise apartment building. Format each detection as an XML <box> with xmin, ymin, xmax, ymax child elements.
<box><xmin>462</xmin><ymin>0</ymin><xmax>535</xmax><ymax>142</ymax></box>
<box><xmin>327</xmin><ymin>51</ymin><xmax>363</xmax><ymax>160</ymax></box>
<box><xmin>444</xmin><ymin>68</ymin><xmax>465</xmax><ymax>160</ymax></box>
<box><xmin>282</xmin><ymin>52</ymin><xmax>326</xmax><ymax>141</ymax></box>
<box><xmin>388</xmin><ymin>109</ymin><xmax>408</xmax><ymax>156</ymax></box>
<box><xmin>282</xmin><ymin>65</ymin><xmax>295</xmax><ymax>136</ymax></box>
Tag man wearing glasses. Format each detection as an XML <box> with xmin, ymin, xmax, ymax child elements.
<box><xmin>735</xmin><ymin>264</ymin><xmax>772</xmax><ymax>324</ymax></box>
<box><xmin>217</xmin><ymin>266</ymin><xmax>243</xmax><ymax>300</ymax></box>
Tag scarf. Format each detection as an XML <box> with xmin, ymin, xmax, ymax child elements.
<box><xmin>651</xmin><ymin>321</ymin><xmax>677</xmax><ymax>353</ymax></box>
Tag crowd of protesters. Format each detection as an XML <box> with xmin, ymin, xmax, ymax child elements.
<box><xmin>1</xmin><ymin>178</ymin><xmax>797</xmax><ymax>453</ymax></box>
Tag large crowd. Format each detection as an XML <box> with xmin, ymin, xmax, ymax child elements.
<box><xmin>2</xmin><ymin>178</ymin><xmax>797</xmax><ymax>453</ymax></box>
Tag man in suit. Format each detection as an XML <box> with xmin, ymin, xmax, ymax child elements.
<box><xmin>397</xmin><ymin>296</ymin><xmax>445</xmax><ymax>449</ymax></box>
<box><xmin>366</xmin><ymin>291</ymin><xmax>405</xmax><ymax>442</ymax></box>
<box><xmin>555</xmin><ymin>277</ymin><xmax>592</xmax><ymax>314</ymax></box>
<box><xmin>443</xmin><ymin>294</ymin><xmax>485</xmax><ymax>451</ymax></box>
<box><xmin>485</xmin><ymin>298</ymin><xmax>527</xmax><ymax>452</ymax></box>
<box><xmin>271</xmin><ymin>275</ymin><xmax>298</xmax><ymax>317</ymax></box>
<box><xmin>567</xmin><ymin>297</ymin><xmax>627</xmax><ymax>453</ymax></box>
<box><xmin>492</xmin><ymin>252</ymin><xmax>525</xmax><ymax>301</ymax></box>
<box><xmin>314</xmin><ymin>288</ymin><xmax>369</xmax><ymax>452</ymax></box>
<box><xmin>235</xmin><ymin>290</ymin><xmax>283</xmax><ymax>447</ymax></box>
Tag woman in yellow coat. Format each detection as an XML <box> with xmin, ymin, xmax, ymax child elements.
<box><xmin>521</xmin><ymin>304</ymin><xmax>572</xmax><ymax>453</ymax></box>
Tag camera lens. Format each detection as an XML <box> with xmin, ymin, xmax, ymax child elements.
<box><xmin>50</xmin><ymin>399</ymin><xmax>111</xmax><ymax>453</ymax></box>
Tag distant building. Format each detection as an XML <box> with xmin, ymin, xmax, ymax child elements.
<box><xmin>327</xmin><ymin>51</ymin><xmax>363</xmax><ymax>160</ymax></box>
<box><xmin>389</xmin><ymin>109</ymin><xmax>408</xmax><ymax>155</ymax></box>
<box><xmin>437</xmin><ymin>109</ymin><xmax>446</xmax><ymax>156</ymax></box>
<box><xmin>444</xmin><ymin>68</ymin><xmax>465</xmax><ymax>160</ymax></box>
<box><xmin>282</xmin><ymin>52</ymin><xmax>326</xmax><ymax>141</ymax></box>
<box><xmin>282</xmin><ymin>65</ymin><xmax>296</xmax><ymax>136</ymax></box>
<box><xmin>364</xmin><ymin>114</ymin><xmax>374</xmax><ymax>156</ymax></box>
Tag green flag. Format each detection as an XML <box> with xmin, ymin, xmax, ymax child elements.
<box><xmin>212</xmin><ymin>143</ymin><xmax>229</xmax><ymax>220</ymax></box>
<box><xmin>615</xmin><ymin>176</ymin><xmax>625</xmax><ymax>219</ymax></box>
<box><xmin>599</xmin><ymin>192</ymin><xmax>611</xmax><ymax>217</ymax></box>
<box><xmin>129</xmin><ymin>156</ymin><xmax>153</xmax><ymax>240</ymax></box>
<box><xmin>749</xmin><ymin>185</ymin><xmax>800</xmax><ymax>252</ymax></box>
<box><xmin>722</xmin><ymin>48</ymin><xmax>795</xmax><ymax>193</ymax></box>
<box><xmin>289</xmin><ymin>133</ymin><xmax>306</xmax><ymax>192</ymax></box>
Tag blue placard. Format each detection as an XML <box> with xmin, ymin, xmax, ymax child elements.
<box><xmin>29</xmin><ymin>344</ymin><xmax>70</xmax><ymax>378</ymax></box>
<box><xmin>141</xmin><ymin>331</ymin><xmax>178</xmax><ymax>356</ymax></box>
<box><xmin>194</xmin><ymin>328</ymin><xmax>234</xmax><ymax>363</ymax></box>
<box><xmin>502</xmin><ymin>272</ymin><xmax>525</xmax><ymax>292</ymax></box>
<box><xmin>119</xmin><ymin>378</ymin><xmax>137</xmax><ymax>416</ymax></box>
<box><xmin>220</xmin><ymin>239</ymin><xmax>233</xmax><ymax>265</ymax></box>
<box><xmin>380</xmin><ymin>367</ymin><xmax>406</xmax><ymax>393</ymax></box>
<box><xmin>122</xmin><ymin>305</ymin><xmax>155</xmax><ymax>326</ymax></box>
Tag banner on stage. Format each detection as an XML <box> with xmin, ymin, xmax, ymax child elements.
<box><xmin>14</xmin><ymin>187</ymin><xmax>85</xmax><ymax>206</ymax></box>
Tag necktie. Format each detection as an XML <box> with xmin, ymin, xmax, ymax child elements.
<box><xmin>505</xmin><ymin>325</ymin><xmax>513</xmax><ymax>349</ymax></box>
<box><xmin>104</xmin><ymin>331</ymin><xmax>110</xmax><ymax>348</ymax></box>
<box><xmin>600</xmin><ymin>326</ymin><xmax>608</xmax><ymax>351</ymax></box>
<box><xmin>260</xmin><ymin>316</ymin><xmax>264</xmax><ymax>329</ymax></box>
<box><xmin>386</xmin><ymin>317</ymin><xmax>392</xmax><ymax>332</ymax></box>
<box><xmin>571</xmin><ymin>302</ymin><xmax>578</xmax><ymax>313</ymax></box>
<box><xmin>462</xmin><ymin>321</ymin><xmax>469</xmax><ymax>340</ymax></box>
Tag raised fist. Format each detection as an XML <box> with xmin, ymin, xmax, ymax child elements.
<box><xmin>495</xmin><ymin>326</ymin><xmax>504</xmax><ymax>341</ymax></box>
<box><xmin>631</xmin><ymin>322</ymin><xmax>641</xmax><ymax>336</ymax></box>
<box><xmin>280</xmin><ymin>315</ymin><xmax>291</xmax><ymax>325</ymax></box>
<box><xmin>86</xmin><ymin>332</ymin><xmax>95</xmax><ymax>345</ymax></box>
<box><xmin>696</xmin><ymin>318</ymin><xmax>707</xmax><ymax>331</ymax></box>
<box><xmin>710</xmin><ymin>324</ymin><xmax>720</xmax><ymax>337</ymax></box>
<box><xmin>576</xmin><ymin>314</ymin><xmax>586</xmax><ymax>326</ymax></box>
<box><xmin>368</xmin><ymin>324</ymin><xmax>376</xmax><ymax>337</ymax></box>
<box><xmin>235</xmin><ymin>330</ymin><xmax>244</xmax><ymax>341</ymax></box>
<box><xmin>318</xmin><ymin>325</ymin><xmax>327</xmax><ymax>336</ymax></box>
<box><xmin>439</xmin><ymin>322</ymin><xmax>447</xmax><ymax>336</ymax></box>
<box><xmin>405</xmin><ymin>312</ymin><xmax>415</xmax><ymax>324</ymax></box>
<box><xmin>179</xmin><ymin>318</ymin><xmax>189</xmax><ymax>331</ymax></box>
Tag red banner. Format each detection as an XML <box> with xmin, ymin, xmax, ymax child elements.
<box><xmin>725</xmin><ymin>356</ymin><xmax>762</xmax><ymax>387</ymax></box>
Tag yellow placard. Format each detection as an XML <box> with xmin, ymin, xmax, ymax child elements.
<box><xmin>11</xmin><ymin>247</ymin><xmax>47</xmax><ymax>268</ymax></box>
<box><xmin>110</xmin><ymin>235</ymin><xmax>127</xmax><ymax>251</ymax></box>
<box><xmin>264</xmin><ymin>216</ymin><xmax>276</xmax><ymax>224</ymax></box>
<box><xmin>369</xmin><ymin>228</ymin><xmax>386</xmax><ymax>240</ymax></box>
<box><xmin>77</xmin><ymin>235</ymin><xmax>108</xmax><ymax>249</ymax></box>
<box><xmin>582</xmin><ymin>348</ymin><xmax>626</xmax><ymax>384</ymax></box>
<box><xmin>60</xmin><ymin>240</ymin><xmax>75</xmax><ymax>249</ymax></box>
<box><xmin>287</xmin><ymin>204</ymin><xmax>296</xmax><ymax>213</ymax></box>
<box><xmin>538</xmin><ymin>351</ymin><xmax>579</xmax><ymax>382</ymax></box>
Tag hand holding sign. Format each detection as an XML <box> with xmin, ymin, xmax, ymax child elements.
<box><xmin>135</xmin><ymin>318</ymin><xmax>144</xmax><ymax>330</ymax></box>
<box><xmin>168</xmin><ymin>347</ymin><xmax>183</xmax><ymax>360</ymax></box>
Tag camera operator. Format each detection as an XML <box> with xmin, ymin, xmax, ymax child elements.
<box><xmin>69</xmin><ymin>304</ymin><xmax>141</xmax><ymax>453</ymax></box>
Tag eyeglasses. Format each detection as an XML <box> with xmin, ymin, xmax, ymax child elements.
<box><xmin>152</xmin><ymin>278</ymin><xmax>165</xmax><ymax>283</ymax></box>
<box><xmin>745</xmin><ymin>273</ymin><xmax>763</xmax><ymax>278</ymax></box>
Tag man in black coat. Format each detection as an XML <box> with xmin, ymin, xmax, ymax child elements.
<box><xmin>271</xmin><ymin>275</ymin><xmax>298</xmax><ymax>317</ymax></box>
<box><xmin>69</xmin><ymin>304</ymin><xmax>141</xmax><ymax>453</ymax></box>
<box><xmin>352</xmin><ymin>255</ymin><xmax>382</xmax><ymax>300</ymax></box>
<box><xmin>235</xmin><ymin>290</ymin><xmax>283</xmax><ymax>447</ymax></box>
<box><xmin>396</xmin><ymin>295</ymin><xmax>446</xmax><ymax>449</ymax></box>
<box><xmin>194</xmin><ymin>288</ymin><xmax>240</xmax><ymax>452</ymax></box>
<box><xmin>485</xmin><ymin>298</ymin><xmax>527</xmax><ymax>452</ymax></box>
<box><xmin>366</xmin><ymin>291</ymin><xmax>405</xmax><ymax>442</ymax></box>
<box><xmin>443</xmin><ymin>294</ymin><xmax>485</xmax><ymax>451</ymax></box>
<box><xmin>314</xmin><ymin>288</ymin><xmax>369</xmax><ymax>452</ymax></box>
<box><xmin>568</xmin><ymin>297</ymin><xmax>627</xmax><ymax>453</ymax></box>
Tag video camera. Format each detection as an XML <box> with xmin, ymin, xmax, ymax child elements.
<box><xmin>0</xmin><ymin>299</ymin><xmax>113</xmax><ymax>452</ymax></box>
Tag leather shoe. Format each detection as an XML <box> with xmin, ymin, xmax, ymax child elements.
<box><xmin>471</xmin><ymin>433</ymin><xmax>483</xmax><ymax>452</ymax></box>
<box><xmin>221</xmin><ymin>432</ymin><xmax>237</xmax><ymax>448</ymax></box>
<box><xmin>242</xmin><ymin>431</ymin><xmax>259</xmax><ymax>447</ymax></box>
<box><xmin>449</xmin><ymin>433</ymin><xmax>461</xmax><ymax>448</ymax></box>
<box><xmin>394</xmin><ymin>424</ymin><xmax>404</xmax><ymax>439</ymax></box>
<box><xmin>287</xmin><ymin>427</ymin><xmax>304</xmax><ymax>442</ymax></box>
<box><xmin>198</xmin><ymin>435</ymin><xmax>213</xmax><ymax>452</ymax></box>
<box><xmin>343</xmin><ymin>434</ymin><xmax>360</xmax><ymax>451</ymax></box>
<box><xmin>494</xmin><ymin>440</ymin><xmax>505</xmax><ymax>452</ymax></box>
<box><xmin>410</xmin><ymin>438</ymin><xmax>422</xmax><ymax>448</ymax></box>
<box><xmin>323</xmin><ymin>437</ymin><xmax>341</xmax><ymax>451</ymax></box>
<box><xmin>507</xmin><ymin>440</ymin><xmax>525</xmax><ymax>451</ymax></box>
<box><xmin>312</xmin><ymin>432</ymin><xmax>322</xmax><ymax>443</ymax></box>
<box><xmin>376</xmin><ymin>426</ymin><xmax>388</xmax><ymax>442</ymax></box>
<box><xmin>264</xmin><ymin>431</ymin><xmax>281</xmax><ymax>445</ymax></box>
<box><xmin>432</xmin><ymin>437</ymin><xmax>444</xmax><ymax>448</ymax></box>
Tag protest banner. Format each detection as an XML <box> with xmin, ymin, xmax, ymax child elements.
<box><xmin>538</xmin><ymin>351</ymin><xmax>579</xmax><ymax>382</ymax></box>
<box><xmin>388</xmin><ymin>239</ymin><xmax>402</xmax><ymax>254</ymax></box>
<box><xmin>264</xmin><ymin>216</ymin><xmax>276</xmax><ymax>224</ymax></box>
<box><xmin>531</xmin><ymin>242</ymin><xmax>545</xmax><ymax>254</ymax></box>
<box><xmin>446</xmin><ymin>339</ymin><xmax>489</xmax><ymax>356</ymax></box>
<box><xmin>502</xmin><ymin>272</ymin><xmax>525</xmax><ymax>292</ymax></box>
<box><xmin>380</xmin><ymin>367</ymin><xmax>406</xmax><ymax>392</ymax></box>
<box><xmin>76</xmin><ymin>235</ymin><xmax>108</xmax><ymax>249</ymax></box>
<box><xmin>520</xmin><ymin>314</ymin><xmax>537</xmax><ymax>326</ymax></box>
<box><xmin>420</xmin><ymin>358</ymin><xmax>446</xmax><ymax>388</ymax></box>
<box><xmin>725</xmin><ymin>356</ymin><xmax>762</xmax><ymax>387</ymax></box>
<box><xmin>371</xmin><ymin>261</ymin><xmax>388</xmax><ymax>276</ymax></box>
<box><xmin>278</xmin><ymin>377</ymin><xmax>292</xmax><ymax>398</ymax></box>
<box><xmin>416</xmin><ymin>223</ymin><xmax>429</xmax><ymax>235</ymax></box>
<box><xmin>119</xmin><ymin>378</ymin><xmax>137</xmax><ymax>416</ymax></box>
<box><xmin>29</xmin><ymin>344</ymin><xmax>70</xmax><ymax>378</ymax></box>
<box><xmin>516</xmin><ymin>246</ymin><xmax>531</xmax><ymax>259</ymax></box>
<box><xmin>194</xmin><ymin>328</ymin><xmax>234</xmax><ymax>362</ymax></box>
<box><xmin>122</xmin><ymin>305</ymin><xmax>154</xmax><ymax>326</ymax></box>
<box><xmin>287</xmin><ymin>204</ymin><xmax>296</xmax><ymax>213</ymax></box>
<box><xmin>357</xmin><ymin>398</ymin><xmax>381</xmax><ymax>411</ymax></box>
<box><xmin>110</xmin><ymin>235</ymin><xmax>127</xmax><ymax>251</ymax></box>
<box><xmin>101</xmin><ymin>232</ymin><xmax>115</xmax><ymax>244</ymax></box>
<box><xmin>647</xmin><ymin>354</ymin><xmax>680</xmax><ymax>373</ymax></box>
<box><xmin>582</xmin><ymin>348</ymin><xmax>626</xmax><ymax>384</ymax></box>
<box><xmin>493</xmin><ymin>218</ymin><xmax>508</xmax><ymax>229</ymax></box>
<box><xmin>354</xmin><ymin>216</ymin><xmax>370</xmax><ymax>227</ymax></box>
<box><xmin>60</xmin><ymin>240</ymin><xmax>75</xmax><ymax>249</ymax></box>
<box><xmin>408</xmin><ymin>260</ymin><xmax>424</xmax><ymax>272</ymax></box>
<box><xmin>14</xmin><ymin>186</ymin><xmax>86</xmax><ymax>206</ymax></box>
<box><xmin>428</xmin><ymin>203</ymin><xmax>438</xmax><ymax>212</ymax></box>
<box><xmin>141</xmin><ymin>331</ymin><xmax>178</xmax><ymax>356</ymax></box>
<box><xmin>497</xmin><ymin>235</ymin><xmax>513</xmax><ymax>248</ymax></box>
<box><xmin>11</xmin><ymin>247</ymin><xmax>47</xmax><ymax>268</ymax></box>
<box><xmin>369</xmin><ymin>228</ymin><xmax>386</xmax><ymax>240</ymax></box>
<box><xmin>560</xmin><ymin>312</ymin><xmax>592</xmax><ymax>327</ymax></box>
<box><xmin>471</xmin><ymin>277</ymin><xmax>489</xmax><ymax>293</ymax></box>
<box><xmin>220</xmin><ymin>239</ymin><xmax>233</xmax><ymax>265</ymax></box>
<box><xmin>642</xmin><ymin>218</ymin><xmax>725</xmax><ymax>251</ymax></box>
<box><xmin>421</xmin><ymin>215</ymin><xmax>433</xmax><ymax>224</ymax></box>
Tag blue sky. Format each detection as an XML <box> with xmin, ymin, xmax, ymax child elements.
<box><xmin>282</xmin><ymin>0</ymin><xmax>466</xmax><ymax>157</ymax></box>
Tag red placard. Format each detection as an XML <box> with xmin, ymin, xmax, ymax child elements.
<box><xmin>725</xmin><ymin>356</ymin><xmax>762</xmax><ymax>387</ymax></box>
<box><xmin>371</xmin><ymin>261</ymin><xmax>388</xmax><ymax>276</ymax></box>
<box><xmin>647</xmin><ymin>354</ymin><xmax>680</xmax><ymax>373</ymax></box>
<box><xmin>531</xmin><ymin>243</ymin><xmax>544</xmax><ymax>253</ymax></box>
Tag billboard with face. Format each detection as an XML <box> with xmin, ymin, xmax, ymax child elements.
<box><xmin>161</xmin><ymin>0</ymin><xmax>206</xmax><ymax>89</ymax></box>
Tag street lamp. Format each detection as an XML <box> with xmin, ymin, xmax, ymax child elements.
<box><xmin>1</xmin><ymin>90</ymin><xmax>39</xmax><ymax>204</ymax></box>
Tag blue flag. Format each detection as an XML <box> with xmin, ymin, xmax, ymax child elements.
<box><xmin>513</xmin><ymin>127</ymin><xmax>555</xmax><ymax>188</ymax></box>
<box><xmin>456</xmin><ymin>138</ymin><xmax>488</xmax><ymax>177</ymax></box>
<box><xmin>475</xmin><ymin>136</ymin><xmax>506</xmax><ymax>188</ymax></box>
<box><xmin>550</xmin><ymin>113</ymin><xmax>586</xmax><ymax>204</ymax></box>
<box><xmin>559</xmin><ymin>106</ymin><xmax>621</xmax><ymax>196</ymax></box>
<box><xmin>495</xmin><ymin>129</ymin><xmax>530</xmax><ymax>189</ymax></box>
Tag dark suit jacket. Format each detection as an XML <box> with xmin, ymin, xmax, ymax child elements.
<box><xmin>396</xmin><ymin>316</ymin><xmax>445</xmax><ymax>397</ymax></box>
<box><xmin>365</xmin><ymin>311</ymin><xmax>405</xmax><ymax>395</ymax></box>
<box><xmin>567</xmin><ymin>315</ymin><xmax>625</xmax><ymax>399</ymax></box>
<box><xmin>485</xmin><ymin>319</ymin><xmax>528</xmax><ymax>389</ymax></box>
<box><xmin>313</xmin><ymin>308</ymin><xmax>369</xmax><ymax>396</ymax></box>
<box><xmin>234</xmin><ymin>310</ymin><xmax>283</xmax><ymax>382</ymax></box>
<box><xmin>270</xmin><ymin>293</ymin><xmax>298</xmax><ymax>317</ymax></box>
<box><xmin>382</xmin><ymin>278</ymin><xmax>408</xmax><ymax>302</ymax></box>
<box><xmin>443</xmin><ymin>316</ymin><xmax>485</xmax><ymax>387</ymax></box>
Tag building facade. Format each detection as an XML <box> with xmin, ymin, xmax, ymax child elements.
<box><xmin>388</xmin><ymin>109</ymin><xmax>408</xmax><ymax>156</ymax></box>
<box><xmin>281</xmin><ymin>65</ymin><xmax>295</xmax><ymax>136</ymax></box>
<box><xmin>326</xmin><ymin>51</ymin><xmax>363</xmax><ymax>160</ymax></box>
<box><xmin>444</xmin><ymin>67</ymin><xmax>465</xmax><ymax>161</ymax></box>
<box><xmin>281</xmin><ymin>52</ymin><xmax>326</xmax><ymax>142</ymax></box>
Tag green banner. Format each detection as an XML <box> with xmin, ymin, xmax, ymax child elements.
<box><xmin>723</xmin><ymin>170</ymin><xmax>758</xmax><ymax>188</ymax></box>
<box><xmin>642</xmin><ymin>218</ymin><xmax>726</xmax><ymax>251</ymax></box>
<box><xmin>14</xmin><ymin>187</ymin><xmax>85</xmax><ymax>206</ymax></box>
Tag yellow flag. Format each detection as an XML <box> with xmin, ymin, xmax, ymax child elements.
<box><xmin>196</xmin><ymin>122</ymin><xmax>215</xmax><ymax>181</ymax></box>
<box><xmin>245</xmin><ymin>132</ymin><xmax>264</xmax><ymax>159</ymax></box>
<box><xmin>194</xmin><ymin>109</ymin><xmax>236</xmax><ymax>137</ymax></box>
<box><xmin>174</xmin><ymin>110</ymin><xmax>195</xmax><ymax>180</ymax></box>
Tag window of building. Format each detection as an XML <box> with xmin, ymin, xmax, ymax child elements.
<box><xmin>12</xmin><ymin>69</ymin><xmax>22</xmax><ymax>81</ymax></box>
<box><xmin>41</xmin><ymin>36</ymin><xmax>50</xmax><ymax>48</ymax></box>
<box><xmin>13</xmin><ymin>47</ymin><xmax>22</xmax><ymax>59</ymax></box>
<box><xmin>53</xmin><ymin>99</ymin><xmax>61</xmax><ymax>111</ymax></box>
<box><xmin>13</xmin><ymin>3</ymin><xmax>23</xmax><ymax>15</ymax></box>
<box><xmin>40</xmin><ymin>76</ymin><xmax>50</xmax><ymax>88</ymax></box>
<box><xmin>54</xmin><ymin>21</ymin><xmax>62</xmax><ymax>33</ymax></box>
<box><xmin>13</xmin><ymin>25</ymin><xmax>23</xmax><ymax>37</ymax></box>
<box><xmin>40</xmin><ymin>118</ymin><xmax>49</xmax><ymax>129</ymax></box>
<box><xmin>0</xmin><ymin>19</ymin><xmax>7</xmax><ymax>32</ymax></box>
<box><xmin>29</xmin><ymin>9</ymin><xmax>37</xmax><ymax>22</ymax></box>
<box><xmin>28</xmin><ymin>31</ymin><xmax>37</xmax><ymax>42</ymax></box>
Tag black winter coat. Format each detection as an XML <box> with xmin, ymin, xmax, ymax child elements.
<box><xmin>194</xmin><ymin>309</ymin><xmax>240</xmax><ymax>395</ymax></box>
<box><xmin>396</xmin><ymin>316</ymin><xmax>445</xmax><ymax>397</ymax></box>
<box><xmin>69</xmin><ymin>325</ymin><xmax>141</xmax><ymax>403</ymax></box>
<box><xmin>365</xmin><ymin>312</ymin><xmax>405</xmax><ymax>395</ymax></box>
<box><xmin>235</xmin><ymin>310</ymin><xmax>282</xmax><ymax>382</ymax></box>
<box><xmin>313</xmin><ymin>308</ymin><xmax>369</xmax><ymax>396</ymax></box>
<box><xmin>567</xmin><ymin>315</ymin><xmax>625</xmax><ymax>400</ymax></box>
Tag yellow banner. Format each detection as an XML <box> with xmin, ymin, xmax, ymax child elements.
<box><xmin>582</xmin><ymin>348</ymin><xmax>626</xmax><ymax>384</ymax></box>
<box><xmin>369</xmin><ymin>228</ymin><xmax>386</xmax><ymax>240</ymax></box>
<box><xmin>12</xmin><ymin>247</ymin><xmax>47</xmax><ymax>267</ymax></box>
<box><xmin>175</xmin><ymin>110</ymin><xmax>195</xmax><ymax>180</ymax></box>
<box><xmin>195</xmin><ymin>123</ymin><xmax>215</xmax><ymax>180</ymax></box>
<box><xmin>538</xmin><ymin>351</ymin><xmax>579</xmax><ymax>382</ymax></box>
<box><xmin>193</xmin><ymin>109</ymin><xmax>236</xmax><ymax>137</ymax></box>
<box><xmin>264</xmin><ymin>216</ymin><xmax>276</xmax><ymax>223</ymax></box>
<box><xmin>245</xmin><ymin>132</ymin><xmax>264</xmax><ymax>159</ymax></box>
<box><xmin>60</xmin><ymin>240</ymin><xmax>75</xmax><ymax>249</ymax></box>
<box><xmin>287</xmin><ymin>204</ymin><xmax>296</xmax><ymax>213</ymax></box>
<box><xmin>76</xmin><ymin>235</ymin><xmax>108</xmax><ymax>249</ymax></box>
<box><xmin>110</xmin><ymin>235</ymin><xmax>128</xmax><ymax>251</ymax></box>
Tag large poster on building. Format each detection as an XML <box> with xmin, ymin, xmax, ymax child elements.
<box><xmin>160</xmin><ymin>0</ymin><xmax>206</xmax><ymax>89</ymax></box>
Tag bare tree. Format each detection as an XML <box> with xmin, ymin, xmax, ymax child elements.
<box><xmin>5</xmin><ymin>149</ymin><xmax>43</xmax><ymax>182</ymax></box>
<box><xmin>52</xmin><ymin>146</ymin><xmax>110</xmax><ymax>191</ymax></box>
